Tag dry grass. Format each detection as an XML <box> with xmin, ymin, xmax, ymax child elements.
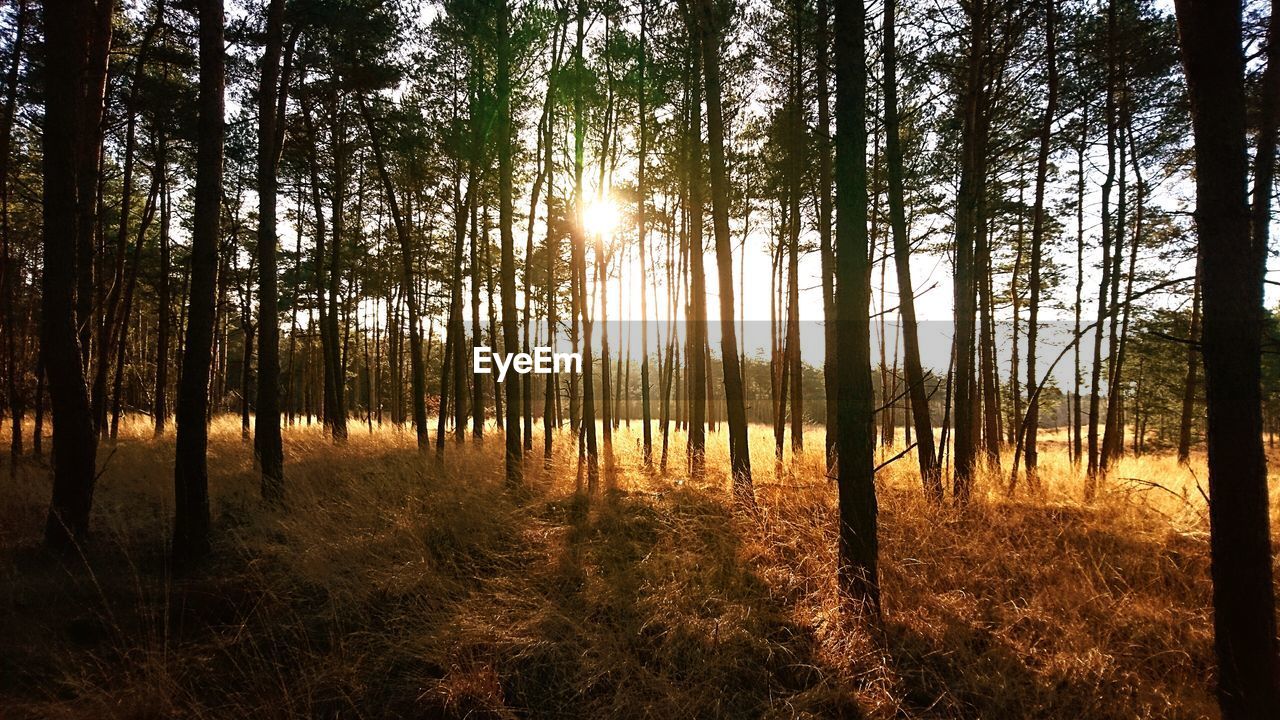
<box><xmin>0</xmin><ymin>416</ymin><xmax>1275</xmax><ymax>718</ymax></box>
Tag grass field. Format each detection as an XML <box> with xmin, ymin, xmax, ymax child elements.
<box><xmin>1</xmin><ymin>416</ymin><xmax>1276</xmax><ymax>718</ymax></box>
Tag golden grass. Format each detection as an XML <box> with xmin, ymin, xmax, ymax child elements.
<box><xmin>0</xmin><ymin>415</ymin><xmax>1275</xmax><ymax>718</ymax></box>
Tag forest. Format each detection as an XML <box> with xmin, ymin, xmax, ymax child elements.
<box><xmin>0</xmin><ymin>0</ymin><xmax>1278</xmax><ymax>717</ymax></box>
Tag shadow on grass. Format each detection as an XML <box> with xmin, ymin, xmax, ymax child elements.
<box><xmin>483</xmin><ymin>486</ymin><xmax>866</xmax><ymax>718</ymax></box>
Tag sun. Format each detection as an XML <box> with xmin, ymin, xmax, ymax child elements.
<box><xmin>582</xmin><ymin>196</ymin><xmax>619</xmax><ymax>236</ymax></box>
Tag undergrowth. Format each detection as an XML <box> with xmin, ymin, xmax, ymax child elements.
<box><xmin>0</xmin><ymin>416</ymin><xmax>1273</xmax><ymax>719</ymax></box>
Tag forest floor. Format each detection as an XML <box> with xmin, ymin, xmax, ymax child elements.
<box><xmin>0</xmin><ymin>416</ymin><xmax>1274</xmax><ymax>719</ymax></box>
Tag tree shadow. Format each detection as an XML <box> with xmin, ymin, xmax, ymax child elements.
<box><xmin>498</xmin><ymin>487</ymin><xmax>867</xmax><ymax>718</ymax></box>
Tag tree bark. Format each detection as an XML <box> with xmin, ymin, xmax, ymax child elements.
<box><xmin>1177</xmin><ymin>271</ymin><xmax>1201</xmax><ymax>464</ymax></box>
<box><xmin>173</xmin><ymin>0</ymin><xmax>223</xmax><ymax>564</ymax></box>
<box><xmin>697</xmin><ymin>0</ymin><xmax>752</xmax><ymax>500</ymax></box>
<box><xmin>884</xmin><ymin>0</ymin><xmax>940</xmax><ymax>501</ymax></box>
<box><xmin>1</xmin><ymin>0</ymin><xmax>28</xmax><ymax>461</ymax></box>
<box><xmin>497</xmin><ymin>0</ymin><xmax>522</xmax><ymax>485</ymax></box>
<box><xmin>255</xmin><ymin>0</ymin><xmax>288</xmax><ymax>498</ymax></box>
<box><xmin>41</xmin><ymin>0</ymin><xmax>105</xmax><ymax>551</ymax></box>
<box><xmin>638</xmin><ymin>0</ymin><xmax>653</xmax><ymax>466</ymax></box>
<box><xmin>361</xmin><ymin>98</ymin><xmax>428</xmax><ymax>452</ymax></box>
<box><xmin>831</xmin><ymin>0</ymin><xmax>879</xmax><ymax>612</ymax></box>
<box><xmin>1021</xmin><ymin>0</ymin><xmax>1057</xmax><ymax>487</ymax></box>
<box><xmin>1174</xmin><ymin>0</ymin><xmax>1280</xmax><ymax>714</ymax></box>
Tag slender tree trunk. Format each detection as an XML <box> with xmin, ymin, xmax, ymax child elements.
<box><xmin>1</xmin><ymin>0</ymin><xmax>28</xmax><ymax>461</ymax></box>
<box><xmin>469</xmin><ymin>153</ymin><xmax>485</xmax><ymax>438</ymax></box>
<box><xmin>255</xmin><ymin>0</ymin><xmax>287</xmax><ymax>498</ymax></box>
<box><xmin>977</xmin><ymin>222</ymin><xmax>1000</xmax><ymax>464</ymax></box>
<box><xmin>361</xmin><ymin>98</ymin><xmax>428</xmax><ymax>451</ymax></box>
<box><xmin>951</xmin><ymin>0</ymin><xmax>989</xmax><ymax>503</ymax></box>
<box><xmin>573</xmin><ymin>0</ymin><xmax>598</xmax><ymax>491</ymax></box>
<box><xmin>110</xmin><ymin>172</ymin><xmax>158</xmax><ymax>438</ymax></box>
<box><xmin>816</xmin><ymin>0</ymin><xmax>836</xmax><ymax>465</ymax></box>
<box><xmin>638</xmin><ymin>0</ymin><xmax>653</xmax><ymax>466</ymax></box>
<box><xmin>1177</xmin><ymin>272</ymin><xmax>1201</xmax><ymax>464</ymax></box>
<box><xmin>682</xmin><ymin>22</ymin><xmax>707</xmax><ymax>479</ymax></box>
<box><xmin>697</xmin><ymin>0</ymin><xmax>752</xmax><ymax>499</ymax></box>
<box><xmin>1072</xmin><ymin>96</ymin><xmax>1086</xmax><ymax>466</ymax></box>
<box><xmin>76</xmin><ymin>0</ymin><xmax>113</xmax><ymax>370</ymax></box>
<box><xmin>173</xmin><ymin>0</ymin><xmax>223</xmax><ymax>564</ymax></box>
<box><xmin>1021</xmin><ymin>0</ymin><xmax>1057</xmax><ymax>487</ymax></box>
<box><xmin>497</xmin><ymin>0</ymin><xmax>522</xmax><ymax>484</ymax></box>
<box><xmin>543</xmin><ymin>119</ymin><xmax>558</xmax><ymax>460</ymax></box>
<box><xmin>884</xmin><ymin>0</ymin><xmax>939</xmax><ymax>500</ymax></box>
<box><xmin>786</xmin><ymin>0</ymin><xmax>804</xmax><ymax>454</ymax></box>
<box><xmin>1088</xmin><ymin>0</ymin><xmax>1119</xmax><ymax>490</ymax></box>
<box><xmin>325</xmin><ymin>109</ymin><xmax>347</xmax><ymax>440</ymax></box>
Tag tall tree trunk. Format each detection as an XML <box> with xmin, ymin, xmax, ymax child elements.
<box><xmin>1</xmin><ymin>0</ymin><xmax>28</xmax><ymax>461</ymax></box>
<box><xmin>682</xmin><ymin>19</ymin><xmax>707</xmax><ymax>479</ymax></box>
<box><xmin>469</xmin><ymin>152</ymin><xmax>485</xmax><ymax>438</ymax></box>
<box><xmin>361</xmin><ymin>99</ymin><xmax>428</xmax><ymax>451</ymax></box>
<box><xmin>1088</xmin><ymin>0</ymin><xmax>1119</xmax><ymax>487</ymax></box>
<box><xmin>786</xmin><ymin>0</ymin><xmax>804</xmax><ymax>454</ymax></box>
<box><xmin>697</xmin><ymin>0</ymin><xmax>752</xmax><ymax>499</ymax></box>
<box><xmin>573</xmin><ymin>0</ymin><xmax>598</xmax><ymax>491</ymax></box>
<box><xmin>1174</xmin><ymin>0</ymin><xmax>1280</xmax><ymax>714</ymax></box>
<box><xmin>255</xmin><ymin>0</ymin><xmax>287</xmax><ymax>498</ymax></box>
<box><xmin>1177</xmin><ymin>271</ymin><xmax>1201</xmax><ymax>464</ymax></box>
<box><xmin>110</xmin><ymin>170</ymin><xmax>158</xmax><ymax>438</ymax></box>
<box><xmin>638</xmin><ymin>0</ymin><xmax>653</xmax><ymax>466</ymax></box>
<box><xmin>883</xmin><ymin>0</ymin><xmax>939</xmax><ymax>500</ymax></box>
<box><xmin>325</xmin><ymin>108</ymin><xmax>347</xmax><ymax>440</ymax></box>
<box><xmin>1020</xmin><ymin>0</ymin><xmax>1057</xmax><ymax>487</ymax></box>
<box><xmin>154</xmin><ymin>146</ymin><xmax>171</xmax><ymax>436</ymax></box>
<box><xmin>830</xmin><ymin>0</ymin><xmax>878</xmax><ymax>612</ymax></box>
<box><xmin>91</xmin><ymin>11</ymin><xmax>158</xmax><ymax>436</ymax></box>
<box><xmin>497</xmin><ymin>0</ymin><xmax>522</xmax><ymax>485</ymax></box>
<box><xmin>543</xmin><ymin>119</ymin><xmax>558</xmax><ymax>460</ymax></box>
<box><xmin>76</xmin><ymin>0</ymin><xmax>113</xmax><ymax>370</ymax></box>
<box><xmin>173</xmin><ymin>0</ymin><xmax>223</xmax><ymax>564</ymax></box>
<box><xmin>451</xmin><ymin>169</ymin><xmax>470</xmax><ymax>445</ymax></box>
<box><xmin>951</xmin><ymin>0</ymin><xmax>989</xmax><ymax>504</ymax></box>
<box><xmin>816</xmin><ymin>0</ymin><xmax>836</xmax><ymax>466</ymax></box>
<box><xmin>525</xmin><ymin>24</ymin><xmax>564</xmax><ymax>456</ymax></box>
<box><xmin>1072</xmin><ymin>94</ymin><xmax>1086</xmax><ymax>465</ymax></box>
<box><xmin>42</xmin><ymin>0</ymin><xmax>106</xmax><ymax>551</ymax></box>
<box><xmin>977</xmin><ymin>222</ymin><xmax>1000</xmax><ymax>464</ymax></box>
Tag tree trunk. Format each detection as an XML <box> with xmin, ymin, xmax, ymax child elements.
<box><xmin>1177</xmin><ymin>272</ymin><xmax>1201</xmax><ymax>464</ymax></box>
<box><xmin>154</xmin><ymin>151</ymin><xmax>171</xmax><ymax>435</ymax></box>
<box><xmin>361</xmin><ymin>98</ymin><xmax>428</xmax><ymax>451</ymax></box>
<box><xmin>76</xmin><ymin>0</ymin><xmax>113</xmax><ymax>370</ymax></box>
<box><xmin>682</xmin><ymin>20</ymin><xmax>707</xmax><ymax>480</ymax></box>
<box><xmin>697</xmin><ymin>0</ymin><xmax>752</xmax><ymax>500</ymax></box>
<box><xmin>816</xmin><ymin>0</ymin><xmax>836</xmax><ymax>466</ymax></box>
<box><xmin>951</xmin><ymin>0</ymin><xmax>989</xmax><ymax>504</ymax></box>
<box><xmin>1174</xmin><ymin>0</ymin><xmax>1280</xmax><ymax>714</ymax></box>
<box><xmin>497</xmin><ymin>0</ymin><xmax>522</xmax><ymax>485</ymax></box>
<box><xmin>42</xmin><ymin>0</ymin><xmax>105</xmax><ymax>551</ymax></box>
<box><xmin>830</xmin><ymin>0</ymin><xmax>879</xmax><ymax>612</ymax></box>
<box><xmin>573</xmin><ymin>0</ymin><xmax>598</xmax><ymax>491</ymax></box>
<box><xmin>883</xmin><ymin>0</ymin><xmax>940</xmax><ymax>501</ymax></box>
<box><xmin>1</xmin><ymin>0</ymin><xmax>28</xmax><ymax>461</ymax></box>
<box><xmin>173</xmin><ymin>0</ymin><xmax>223</xmax><ymax>564</ymax></box>
<box><xmin>255</xmin><ymin>0</ymin><xmax>287</xmax><ymax>498</ymax></box>
<box><xmin>1021</xmin><ymin>0</ymin><xmax>1057</xmax><ymax>487</ymax></box>
<box><xmin>638</xmin><ymin>0</ymin><xmax>653</xmax><ymax>466</ymax></box>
